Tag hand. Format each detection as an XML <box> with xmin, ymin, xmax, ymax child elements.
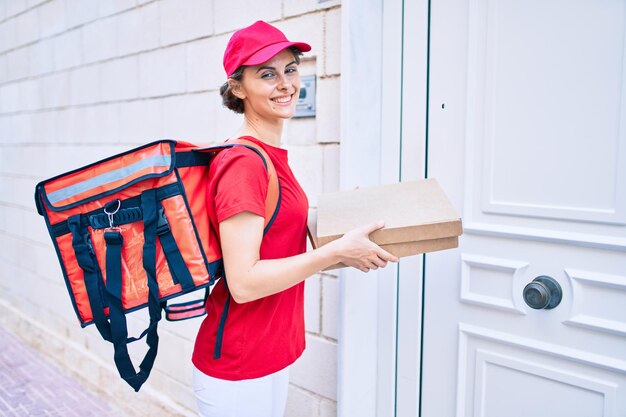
<box><xmin>326</xmin><ymin>221</ymin><xmax>399</xmax><ymax>273</ymax></box>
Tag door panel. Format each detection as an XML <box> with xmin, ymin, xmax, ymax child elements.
<box><xmin>465</xmin><ymin>0</ymin><xmax>626</xmax><ymax>231</ymax></box>
<box><xmin>422</xmin><ymin>1</ymin><xmax>626</xmax><ymax>416</ymax></box>
<box><xmin>460</xmin><ymin>331</ymin><xmax>625</xmax><ymax>417</ymax></box>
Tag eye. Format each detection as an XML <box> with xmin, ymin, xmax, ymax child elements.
<box><xmin>285</xmin><ymin>66</ymin><xmax>298</xmax><ymax>74</ymax></box>
<box><xmin>261</xmin><ymin>71</ymin><xmax>276</xmax><ymax>79</ymax></box>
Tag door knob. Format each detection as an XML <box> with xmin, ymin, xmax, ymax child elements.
<box><xmin>523</xmin><ymin>276</ymin><xmax>562</xmax><ymax>310</ymax></box>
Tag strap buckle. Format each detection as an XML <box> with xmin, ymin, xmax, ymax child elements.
<box><xmin>156</xmin><ymin>207</ymin><xmax>170</xmax><ymax>235</ymax></box>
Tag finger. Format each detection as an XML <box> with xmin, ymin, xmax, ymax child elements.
<box><xmin>371</xmin><ymin>256</ymin><xmax>388</xmax><ymax>268</ymax></box>
<box><xmin>376</xmin><ymin>247</ymin><xmax>399</xmax><ymax>263</ymax></box>
<box><xmin>358</xmin><ymin>220</ymin><xmax>386</xmax><ymax>236</ymax></box>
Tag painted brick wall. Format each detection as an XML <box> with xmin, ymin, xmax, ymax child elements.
<box><xmin>0</xmin><ymin>1</ymin><xmax>341</xmax><ymax>416</ymax></box>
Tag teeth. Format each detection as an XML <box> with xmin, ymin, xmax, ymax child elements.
<box><xmin>272</xmin><ymin>96</ymin><xmax>291</xmax><ymax>103</ymax></box>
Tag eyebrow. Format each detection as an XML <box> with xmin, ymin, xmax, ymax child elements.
<box><xmin>256</xmin><ymin>60</ymin><xmax>298</xmax><ymax>73</ymax></box>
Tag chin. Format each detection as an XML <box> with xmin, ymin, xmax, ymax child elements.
<box><xmin>275</xmin><ymin>108</ymin><xmax>297</xmax><ymax>120</ymax></box>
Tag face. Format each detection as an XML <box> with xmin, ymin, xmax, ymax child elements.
<box><xmin>231</xmin><ymin>49</ymin><xmax>301</xmax><ymax>120</ymax></box>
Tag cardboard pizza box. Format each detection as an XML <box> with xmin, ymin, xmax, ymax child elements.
<box><xmin>308</xmin><ymin>179</ymin><xmax>463</xmax><ymax>269</ymax></box>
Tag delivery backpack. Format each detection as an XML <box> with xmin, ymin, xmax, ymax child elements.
<box><xmin>33</xmin><ymin>138</ymin><xmax>280</xmax><ymax>392</ymax></box>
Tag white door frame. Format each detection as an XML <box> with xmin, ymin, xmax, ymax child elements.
<box><xmin>338</xmin><ymin>1</ymin><xmax>430</xmax><ymax>416</ymax></box>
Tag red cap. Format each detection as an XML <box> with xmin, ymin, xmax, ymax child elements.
<box><xmin>223</xmin><ymin>21</ymin><xmax>311</xmax><ymax>77</ymax></box>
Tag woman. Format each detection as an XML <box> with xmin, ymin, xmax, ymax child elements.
<box><xmin>192</xmin><ymin>20</ymin><xmax>398</xmax><ymax>417</ymax></box>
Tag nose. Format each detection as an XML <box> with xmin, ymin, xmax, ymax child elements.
<box><xmin>276</xmin><ymin>73</ymin><xmax>292</xmax><ymax>91</ymax></box>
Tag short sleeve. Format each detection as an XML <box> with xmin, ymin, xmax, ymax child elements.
<box><xmin>212</xmin><ymin>147</ymin><xmax>269</xmax><ymax>223</ymax></box>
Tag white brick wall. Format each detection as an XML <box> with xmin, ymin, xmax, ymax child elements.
<box><xmin>159</xmin><ymin>0</ymin><xmax>213</xmax><ymax>45</ymax></box>
<box><xmin>0</xmin><ymin>1</ymin><xmax>342</xmax><ymax>416</ymax></box>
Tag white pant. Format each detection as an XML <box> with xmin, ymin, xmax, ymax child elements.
<box><xmin>193</xmin><ymin>365</ymin><xmax>290</xmax><ymax>417</ymax></box>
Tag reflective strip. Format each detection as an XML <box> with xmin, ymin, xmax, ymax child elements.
<box><xmin>47</xmin><ymin>155</ymin><xmax>172</xmax><ymax>205</ymax></box>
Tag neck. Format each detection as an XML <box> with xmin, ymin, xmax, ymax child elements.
<box><xmin>238</xmin><ymin>114</ymin><xmax>284</xmax><ymax>147</ymax></box>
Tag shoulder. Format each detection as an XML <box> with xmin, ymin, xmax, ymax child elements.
<box><xmin>209</xmin><ymin>145</ymin><xmax>270</xmax><ymax>193</ymax></box>
<box><xmin>213</xmin><ymin>145</ymin><xmax>269</xmax><ymax>173</ymax></box>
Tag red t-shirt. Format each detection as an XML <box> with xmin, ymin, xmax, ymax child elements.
<box><xmin>192</xmin><ymin>136</ymin><xmax>309</xmax><ymax>380</ymax></box>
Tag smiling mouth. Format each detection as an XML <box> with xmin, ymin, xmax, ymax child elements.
<box><xmin>271</xmin><ymin>94</ymin><xmax>294</xmax><ymax>104</ymax></box>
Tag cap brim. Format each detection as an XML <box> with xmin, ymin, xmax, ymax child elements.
<box><xmin>241</xmin><ymin>41</ymin><xmax>312</xmax><ymax>67</ymax></box>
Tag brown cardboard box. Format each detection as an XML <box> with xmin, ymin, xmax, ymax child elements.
<box><xmin>308</xmin><ymin>179</ymin><xmax>463</xmax><ymax>269</ymax></box>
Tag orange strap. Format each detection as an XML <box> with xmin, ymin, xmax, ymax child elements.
<box><xmin>226</xmin><ymin>138</ymin><xmax>280</xmax><ymax>229</ymax></box>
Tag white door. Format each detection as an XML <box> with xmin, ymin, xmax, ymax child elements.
<box><xmin>422</xmin><ymin>1</ymin><xmax>626</xmax><ymax>416</ymax></box>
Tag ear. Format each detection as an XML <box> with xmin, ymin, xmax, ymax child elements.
<box><xmin>228</xmin><ymin>79</ymin><xmax>246</xmax><ymax>100</ymax></box>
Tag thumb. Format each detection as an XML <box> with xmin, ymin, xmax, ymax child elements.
<box><xmin>360</xmin><ymin>220</ymin><xmax>385</xmax><ymax>236</ymax></box>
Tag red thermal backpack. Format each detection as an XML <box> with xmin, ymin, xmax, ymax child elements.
<box><xmin>33</xmin><ymin>138</ymin><xmax>280</xmax><ymax>391</ymax></box>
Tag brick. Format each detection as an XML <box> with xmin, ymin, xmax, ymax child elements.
<box><xmin>320</xmin><ymin>398</ymin><xmax>337</xmax><ymax>417</ymax></box>
<box><xmin>40</xmin><ymin>71</ymin><xmax>70</xmax><ymax>108</ymax></box>
<box><xmin>5</xmin><ymin>47</ymin><xmax>29</xmax><ymax>81</ymax></box>
<box><xmin>186</xmin><ymin>35</ymin><xmax>229</xmax><ymax>93</ymax></box>
<box><xmin>119</xmin><ymin>98</ymin><xmax>163</xmax><ymax>143</ymax></box>
<box><xmin>25</xmin><ymin>110</ymin><xmax>49</xmax><ymax>144</ymax></box>
<box><xmin>100</xmin><ymin>55</ymin><xmax>139</xmax><ymax>102</ymax></box>
<box><xmin>66</xmin><ymin>107</ymin><xmax>95</xmax><ymax>143</ymax></box>
<box><xmin>0</xmin><ymin>218</ymin><xmax>22</xmax><ymax>252</ymax></box>
<box><xmin>34</xmin><ymin>242</ymin><xmax>64</xmax><ymax>280</ymax></box>
<box><xmin>28</xmin><ymin>279</ymin><xmax>67</xmax><ymax>316</ymax></box>
<box><xmin>315</xmin><ymin>77</ymin><xmax>340</xmax><ymax>143</ymax></box>
<box><xmin>213</xmin><ymin>0</ymin><xmax>281</xmax><ymax>35</ymax></box>
<box><xmin>285</xmin><ymin>385</ymin><xmax>320</xmax><ymax>417</ymax></box>
<box><xmin>82</xmin><ymin>17</ymin><xmax>117</xmax><ymax>64</ymax></box>
<box><xmin>28</xmin><ymin>0</ymin><xmax>48</xmax><ymax>7</ymax></box>
<box><xmin>0</xmin><ymin>82</ymin><xmax>20</xmax><ymax>113</ymax></box>
<box><xmin>0</xmin><ymin>54</ymin><xmax>6</xmax><ymax>83</ymax></box>
<box><xmin>15</xmin><ymin>8</ymin><xmax>39</xmax><ymax>47</ymax></box>
<box><xmin>69</xmin><ymin>64</ymin><xmax>101</xmax><ymax>105</ymax></box>
<box><xmin>65</xmin><ymin>0</ymin><xmax>99</xmax><ymax>28</ymax></box>
<box><xmin>0</xmin><ymin>19</ymin><xmax>17</xmax><ymax>54</ymax></box>
<box><xmin>23</xmin><ymin>209</ymin><xmax>54</xmax><ymax>247</ymax></box>
<box><xmin>161</xmin><ymin>93</ymin><xmax>212</xmax><ymax>143</ymax></box>
<box><xmin>325</xmin><ymin>8</ymin><xmax>341</xmax><ymax>75</ymax></box>
<box><xmin>25</xmin><ymin>146</ymin><xmax>68</xmax><ymax>178</ymax></box>
<box><xmin>53</xmin><ymin>29</ymin><xmax>83</xmax><ymax>70</ymax></box>
<box><xmin>2</xmin><ymin>114</ymin><xmax>33</xmax><ymax>144</ymax></box>
<box><xmin>321</xmin><ymin>275</ymin><xmax>338</xmax><ymax>340</ymax></box>
<box><xmin>138</xmin><ymin>46</ymin><xmax>186</xmax><ymax>97</ymax></box>
<box><xmin>28</xmin><ymin>38</ymin><xmax>55</xmax><ymax>76</ymax></box>
<box><xmin>0</xmin><ymin>146</ymin><xmax>15</xmax><ymax>175</ymax></box>
<box><xmin>116</xmin><ymin>2</ymin><xmax>159</xmax><ymax>56</ymax></box>
<box><xmin>285</xmin><ymin>144</ymin><xmax>323</xmax><ymax>206</ymax></box>
<box><xmin>322</xmin><ymin>144</ymin><xmax>339</xmax><ymax>193</ymax></box>
<box><xmin>284</xmin><ymin>117</ymin><xmax>316</xmax><ymax>146</ymax></box>
<box><xmin>18</xmin><ymin>78</ymin><xmax>41</xmax><ymax>111</ymax></box>
<box><xmin>304</xmin><ymin>274</ymin><xmax>320</xmax><ymax>333</ymax></box>
<box><xmin>5</xmin><ymin>0</ymin><xmax>27</xmax><ymax>19</ymax></box>
<box><xmin>290</xmin><ymin>334</ymin><xmax>337</xmax><ymax>400</ymax></box>
<box><xmin>68</xmin><ymin>103</ymin><xmax>120</xmax><ymax>144</ymax></box>
<box><xmin>38</xmin><ymin>0</ymin><xmax>67</xmax><ymax>38</ymax></box>
<box><xmin>97</xmin><ymin>0</ymin><xmax>136</xmax><ymax>17</ymax></box>
<box><xmin>0</xmin><ymin>119</ymin><xmax>10</xmax><ymax>144</ymax></box>
<box><xmin>40</xmin><ymin>108</ymin><xmax>71</xmax><ymax>144</ymax></box>
<box><xmin>0</xmin><ymin>231</ymin><xmax>18</xmax><ymax>266</ymax></box>
<box><xmin>121</xmin><ymin>99</ymin><xmax>167</xmax><ymax>143</ymax></box>
<box><xmin>159</xmin><ymin>0</ymin><xmax>213</xmax><ymax>46</ymax></box>
<box><xmin>283</xmin><ymin>0</ymin><xmax>340</xmax><ymax>17</ymax></box>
